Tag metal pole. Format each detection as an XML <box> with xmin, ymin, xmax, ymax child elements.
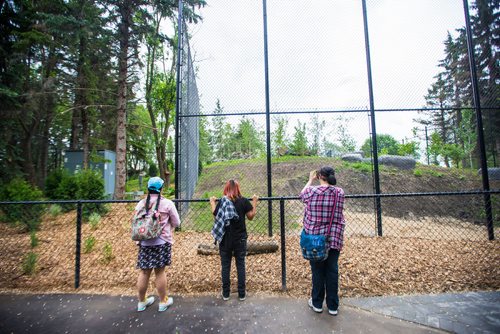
<box><xmin>361</xmin><ymin>0</ymin><xmax>382</xmax><ymax>236</ymax></box>
<box><xmin>425</xmin><ymin>126</ymin><xmax>430</xmax><ymax>165</ymax></box>
<box><xmin>75</xmin><ymin>201</ymin><xmax>82</xmax><ymax>289</ymax></box>
<box><xmin>174</xmin><ymin>0</ymin><xmax>183</xmax><ymax>209</ymax></box>
<box><xmin>262</xmin><ymin>0</ymin><xmax>273</xmax><ymax>237</ymax></box>
<box><xmin>279</xmin><ymin>198</ymin><xmax>287</xmax><ymax>291</ymax></box>
<box><xmin>462</xmin><ymin>0</ymin><xmax>494</xmax><ymax>240</ymax></box>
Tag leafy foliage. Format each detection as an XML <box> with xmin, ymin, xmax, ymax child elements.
<box><xmin>0</xmin><ymin>178</ymin><xmax>44</xmax><ymax>231</ymax></box>
<box><xmin>22</xmin><ymin>252</ymin><xmax>38</xmax><ymax>275</ymax></box>
<box><xmin>290</xmin><ymin>121</ymin><xmax>309</xmax><ymax>156</ymax></box>
<box><xmin>83</xmin><ymin>236</ymin><xmax>96</xmax><ymax>254</ymax></box>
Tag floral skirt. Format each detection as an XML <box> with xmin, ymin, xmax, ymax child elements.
<box><xmin>136</xmin><ymin>242</ymin><xmax>172</xmax><ymax>269</ymax></box>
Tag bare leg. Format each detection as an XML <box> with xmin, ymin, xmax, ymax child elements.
<box><xmin>154</xmin><ymin>267</ymin><xmax>167</xmax><ymax>302</ymax></box>
<box><xmin>137</xmin><ymin>269</ymin><xmax>152</xmax><ymax>302</ymax></box>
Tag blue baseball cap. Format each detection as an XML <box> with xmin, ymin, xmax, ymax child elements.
<box><xmin>147</xmin><ymin>177</ymin><xmax>164</xmax><ymax>191</ymax></box>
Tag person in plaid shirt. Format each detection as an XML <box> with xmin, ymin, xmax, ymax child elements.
<box><xmin>300</xmin><ymin>166</ymin><xmax>345</xmax><ymax>316</ymax></box>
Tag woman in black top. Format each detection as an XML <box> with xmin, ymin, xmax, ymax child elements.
<box><xmin>210</xmin><ymin>179</ymin><xmax>258</xmax><ymax>301</ymax></box>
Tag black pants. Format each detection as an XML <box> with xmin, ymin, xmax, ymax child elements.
<box><xmin>310</xmin><ymin>248</ymin><xmax>340</xmax><ymax>311</ymax></box>
<box><xmin>219</xmin><ymin>236</ymin><xmax>247</xmax><ymax>297</ymax></box>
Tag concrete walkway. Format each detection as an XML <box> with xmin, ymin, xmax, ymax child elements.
<box><xmin>0</xmin><ymin>292</ymin><xmax>497</xmax><ymax>333</ymax></box>
<box><xmin>344</xmin><ymin>291</ymin><xmax>500</xmax><ymax>334</ymax></box>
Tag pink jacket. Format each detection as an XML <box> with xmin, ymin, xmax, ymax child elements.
<box><xmin>134</xmin><ymin>194</ymin><xmax>181</xmax><ymax>246</ymax></box>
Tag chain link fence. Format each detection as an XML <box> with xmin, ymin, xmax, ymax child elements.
<box><xmin>0</xmin><ymin>0</ymin><xmax>498</xmax><ymax>300</ymax></box>
<box><xmin>1</xmin><ymin>194</ymin><xmax>498</xmax><ymax>298</ymax></box>
<box><xmin>177</xmin><ymin>19</ymin><xmax>200</xmax><ymax>219</ymax></box>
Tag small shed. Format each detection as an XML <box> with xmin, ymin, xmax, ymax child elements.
<box><xmin>63</xmin><ymin>150</ymin><xmax>116</xmax><ymax>198</ymax></box>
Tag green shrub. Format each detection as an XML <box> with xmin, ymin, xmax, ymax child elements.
<box><xmin>0</xmin><ymin>178</ymin><xmax>45</xmax><ymax>231</ymax></box>
<box><xmin>45</xmin><ymin>169</ymin><xmax>66</xmax><ymax>199</ymax></box>
<box><xmin>148</xmin><ymin>164</ymin><xmax>158</xmax><ymax>177</ymax></box>
<box><xmin>56</xmin><ymin>173</ymin><xmax>79</xmax><ymax>212</ymax></box>
<box><xmin>428</xmin><ymin>170</ymin><xmax>444</xmax><ymax>178</ymax></box>
<box><xmin>413</xmin><ymin>169</ymin><xmax>423</xmax><ymax>177</ymax></box>
<box><xmin>102</xmin><ymin>242</ymin><xmax>113</xmax><ymax>263</ymax></box>
<box><xmin>83</xmin><ymin>236</ymin><xmax>96</xmax><ymax>253</ymax></box>
<box><xmin>76</xmin><ymin>169</ymin><xmax>107</xmax><ymax>219</ymax></box>
<box><xmin>30</xmin><ymin>231</ymin><xmax>38</xmax><ymax>248</ymax></box>
<box><xmin>88</xmin><ymin>213</ymin><xmax>101</xmax><ymax>230</ymax></box>
<box><xmin>49</xmin><ymin>204</ymin><xmax>62</xmax><ymax>217</ymax></box>
<box><xmin>53</xmin><ymin>169</ymin><xmax>107</xmax><ymax>218</ymax></box>
<box><xmin>22</xmin><ymin>252</ymin><xmax>38</xmax><ymax>275</ymax></box>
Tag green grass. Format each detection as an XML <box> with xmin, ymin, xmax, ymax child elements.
<box><xmin>101</xmin><ymin>242</ymin><xmax>113</xmax><ymax>264</ymax></box>
<box><xmin>88</xmin><ymin>213</ymin><xmax>101</xmax><ymax>230</ymax></box>
<box><xmin>49</xmin><ymin>204</ymin><xmax>62</xmax><ymax>217</ymax></box>
<box><xmin>83</xmin><ymin>236</ymin><xmax>96</xmax><ymax>253</ymax></box>
<box><xmin>22</xmin><ymin>252</ymin><xmax>37</xmax><ymax>275</ymax></box>
<box><xmin>413</xmin><ymin>168</ymin><xmax>444</xmax><ymax>178</ymax></box>
<box><xmin>30</xmin><ymin>231</ymin><xmax>38</xmax><ymax>248</ymax></box>
<box><xmin>342</xmin><ymin>161</ymin><xmax>372</xmax><ymax>173</ymax></box>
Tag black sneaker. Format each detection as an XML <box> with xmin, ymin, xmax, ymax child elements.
<box><xmin>221</xmin><ymin>292</ymin><xmax>230</xmax><ymax>301</ymax></box>
<box><xmin>238</xmin><ymin>292</ymin><xmax>246</xmax><ymax>301</ymax></box>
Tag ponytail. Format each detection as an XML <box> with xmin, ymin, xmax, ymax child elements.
<box><xmin>327</xmin><ymin>174</ymin><xmax>337</xmax><ymax>185</ymax></box>
<box><xmin>318</xmin><ymin>166</ymin><xmax>337</xmax><ymax>185</ymax></box>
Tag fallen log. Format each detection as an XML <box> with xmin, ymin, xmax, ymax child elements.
<box><xmin>197</xmin><ymin>241</ymin><xmax>279</xmax><ymax>256</ymax></box>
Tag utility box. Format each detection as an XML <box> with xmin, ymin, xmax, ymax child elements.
<box><xmin>63</xmin><ymin>150</ymin><xmax>116</xmax><ymax>198</ymax></box>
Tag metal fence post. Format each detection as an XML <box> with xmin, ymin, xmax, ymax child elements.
<box><xmin>174</xmin><ymin>0</ymin><xmax>184</xmax><ymax>211</ymax></box>
<box><xmin>75</xmin><ymin>201</ymin><xmax>82</xmax><ymax>289</ymax></box>
<box><xmin>279</xmin><ymin>198</ymin><xmax>287</xmax><ymax>291</ymax></box>
<box><xmin>462</xmin><ymin>0</ymin><xmax>494</xmax><ymax>240</ymax></box>
<box><xmin>262</xmin><ymin>0</ymin><xmax>273</xmax><ymax>237</ymax></box>
<box><xmin>361</xmin><ymin>0</ymin><xmax>383</xmax><ymax>236</ymax></box>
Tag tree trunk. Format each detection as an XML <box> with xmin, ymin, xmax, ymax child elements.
<box><xmin>439</xmin><ymin>109</ymin><xmax>450</xmax><ymax>168</ymax></box>
<box><xmin>70</xmin><ymin>110</ymin><xmax>80</xmax><ymax>150</ymax></box>
<box><xmin>197</xmin><ymin>241</ymin><xmax>278</xmax><ymax>256</ymax></box>
<box><xmin>114</xmin><ymin>1</ymin><xmax>132</xmax><ymax>200</ymax></box>
<box><xmin>145</xmin><ymin>17</ymin><xmax>171</xmax><ymax>188</ymax></box>
<box><xmin>20</xmin><ymin>124</ymin><xmax>37</xmax><ymax>185</ymax></box>
<box><xmin>38</xmin><ymin>47</ymin><xmax>58</xmax><ymax>186</ymax></box>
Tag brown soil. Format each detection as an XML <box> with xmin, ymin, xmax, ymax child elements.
<box><xmin>1</xmin><ymin>203</ymin><xmax>499</xmax><ymax>298</ymax></box>
<box><xmin>195</xmin><ymin>157</ymin><xmax>500</xmax><ymax>221</ymax></box>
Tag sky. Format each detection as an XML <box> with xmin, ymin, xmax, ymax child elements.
<box><xmin>187</xmin><ymin>0</ymin><xmax>467</xmax><ymax>154</ymax></box>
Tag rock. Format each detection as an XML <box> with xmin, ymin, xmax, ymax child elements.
<box><xmin>478</xmin><ymin>167</ymin><xmax>500</xmax><ymax>181</ymax></box>
<box><xmin>341</xmin><ymin>153</ymin><xmax>363</xmax><ymax>163</ymax></box>
<box><xmin>378</xmin><ymin>155</ymin><xmax>416</xmax><ymax>170</ymax></box>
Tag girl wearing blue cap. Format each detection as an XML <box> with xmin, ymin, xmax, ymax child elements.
<box><xmin>134</xmin><ymin>176</ymin><xmax>180</xmax><ymax>312</ymax></box>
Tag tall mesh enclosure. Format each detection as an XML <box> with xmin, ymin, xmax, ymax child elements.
<box><xmin>178</xmin><ymin>19</ymin><xmax>200</xmax><ymax>217</ymax></box>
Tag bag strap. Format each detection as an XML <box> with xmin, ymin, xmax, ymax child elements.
<box><xmin>325</xmin><ymin>188</ymin><xmax>339</xmax><ymax>238</ymax></box>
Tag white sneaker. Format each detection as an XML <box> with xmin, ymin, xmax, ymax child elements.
<box><xmin>308</xmin><ymin>298</ymin><xmax>323</xmax><ymax>313</ymax></box>
<box><xmin>328</xmin><ymin>309</ymin><xmax>338</xmax><ymax>316</ymax></box>
<box><xmin>158</xmin><ymin>297</ymin><xmax>173</xmax><ymax>312</ymax></box>
<box><xmin>137</xmin><ymin>296</ymin><xmax>155</xmax><ymax>312</ymax></box>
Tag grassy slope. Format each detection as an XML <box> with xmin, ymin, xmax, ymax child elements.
<box><xmin>195</xmin><ymin>156</ymin><xmax>483</xmax><ymax>198</ymax></box>
<box><xmin>188</xmin><ymin>156</ymin><xmax>500</xmax><ymax>228</ymax></box>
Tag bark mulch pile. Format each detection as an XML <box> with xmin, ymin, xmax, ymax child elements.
<box><xmin>0</xmin><ymin>207</ymin><xmax>499</xmax><ymax>298</ymax></box>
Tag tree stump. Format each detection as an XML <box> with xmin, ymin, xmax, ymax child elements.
<box><xmin>197</xmin><ymin>241</ymin><xmax>279</xmax><ymax>256</ymax></box>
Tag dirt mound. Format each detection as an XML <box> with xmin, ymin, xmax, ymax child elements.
<box><xmin>195</xmin><ymin>157</ymin><xmax>495</xmax><ymax>221</ymax></box>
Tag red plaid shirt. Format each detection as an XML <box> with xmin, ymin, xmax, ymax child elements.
<box><xmin>300</xmin><ymin>185</ymin><xmax>346</xmax><ymax>251</ymax></box>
